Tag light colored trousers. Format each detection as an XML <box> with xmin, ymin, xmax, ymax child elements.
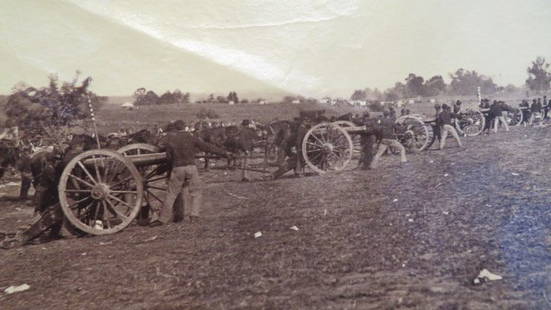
<box><xmin>159</xmin><ymin>165</ymin><xmax>203</xmax><ymax>223</ymax></box>
<box><xmin>493</xmin><ymin>115</ymin><xmax>509</xmax><ymax>132</ymax></box>
<box><xmin>370</xmin><ymin>139</ymin><xmax>407</xmax><ymax>169</ymax></box>
<box><xmin>440</xmin><ymin>124</ymin><xmax>462</xmax><ymax>149</ymax></box>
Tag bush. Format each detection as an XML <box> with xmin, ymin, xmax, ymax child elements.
<box><xmin>196</xmin><ymin>108</ymin><xmax>220</xmax><ymax>120</ymax></box>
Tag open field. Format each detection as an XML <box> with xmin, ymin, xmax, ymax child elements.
<box><xmin>2</xmin><ymin>123</ymin><xmax>551</xmax><ymax>309</ymax></box>
<box><xmin>94</xmin><ymin>102</ymin><xmax>366</xmax><ymax>133</ymax></box>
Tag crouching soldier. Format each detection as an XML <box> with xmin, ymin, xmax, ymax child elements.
<box><xmin>369</xmin><ymin>111</ymin><xmax>407</xmax><ymax>169</ymax></box>
<box><xmin>271</xmin><ymin>117</ymin><xmax>311</xmax><ymax>179</ymax></box>
<box><xmin>1</xmin><ymin>142</ymin><xmax>84</xmax><ymax>249</ymax></box>
<box><xmin>438</xmin><ymin>104</ymin><xmax>463</xmax><ymax>149</ymax></box>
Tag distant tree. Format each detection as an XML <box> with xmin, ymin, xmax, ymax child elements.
<box><xmin>227</xmin><ymin>91</ymin><xmax>239</xmax><ymax>104</ymax></box>
<box><xmin>449</xmin><ymin>68</ymin><xmax>497</xmax><ymax>96</ymax></box>
<box><xmin>133</xmin><ymin>87</ymin><xmax>147</xmax><ymax>105</ymax></box>
<box><xmin>350</xmin><ymin>89</ymin><xmax>367</xmax><ymax>101</ymax></box>
<box><xmin>424</xmin><ymin>75</ymin><xmax>447</xmax><ymax>97</ymax></box>
<box><xmin>158</xmin><ymin>91</ymin><xmax>175</xmax><ymax>105</ymax></box>
<box><xmin>216</xmin><ymin>96</ymin><xmax>227</xmax><ymax>104</ymax></box>
<box><xmin>6</xmin><ymin>72</ymin><xmax>105</xmax><ymax>131</ymax></box>
<box><xmin>144</xmin><ymin>90</ymin><xmax>160</xmax><ymax>105</ymax></box>
<box><xmin>526</xmin><ymin>57</ymin><xmax>551</xmax><ymax>93</ymax></box>
<box><xmin>405</xmin><ymin>73</ymin><xmax>425</xmax><ymax>97</ymax></box>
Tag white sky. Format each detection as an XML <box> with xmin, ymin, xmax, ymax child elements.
<box><xmin>1</xmin><ymin>0</ymin><xmax>550</xmax><ymax>97</ymax></box>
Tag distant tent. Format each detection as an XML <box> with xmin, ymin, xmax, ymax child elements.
<box><xmin>121</xmin><ymin>102</ymin><xmax>135</xmax><ymax>110</ymax></box>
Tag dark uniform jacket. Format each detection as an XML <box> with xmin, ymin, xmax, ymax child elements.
<box><xmin>165</xmin><ymin>131</ymin><xmax>227</xmax><ymax>168</ymax></box>
<box><xmin>378</xmin><ymin>118</ymin><xmax>396</xmax><ymax>140</ymax></box>
<box><xmin>437</xmin><ymin>111</ymin><xmax>454</xmax><ymax>126</ymax></box>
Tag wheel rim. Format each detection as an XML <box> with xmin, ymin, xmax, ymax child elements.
<box><xmin>455</xmin><ymin>110</ymin><xmax>485</xmax><ymax>136</ymax></box>
<box><xmin>58</xmin><ymin>149</ymin><xmax>144</xmax><ymax>235</ymax></box>
<box><xmin>396</xmin><ymin>115</ymin><xmax>430</xmax><ymax>151</ymax></box>
<box><xmin>302</xmin><ymin>123</ymin><xmax>353</xmax><ymax>174</ymax></box>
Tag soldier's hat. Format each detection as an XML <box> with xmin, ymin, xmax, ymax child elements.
<box><xmin>241</xmin><ymin>119</ymin><xmax>250</xmax><ymax>126</ymax></box>
<box><xmin>434</xmin><ymin>103</ymin><xmax>441</xmax><ymax>109</ymax></box>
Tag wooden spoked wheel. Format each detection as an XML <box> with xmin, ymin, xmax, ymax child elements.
<box><xmin>503</xmin><ymin>109</ymin><xmax>523</xmax><ymax>126</ymax></box>
<box><xmin>455</xmin><ymin>109</ymin><xmax>485</xmax><ymax>136</ymax></box>
<box><xmin>302</xmin><ymin>123</ymin><xmax>354</xmax><ymax>174</ymax></box>
<box><xmin>117</xmin><ymin>144</ymin><xmax>169</xmax><ymax>223</ymax></box>
<box><xmin>395</xmin><ymin>115</ymin><xmax>431</xmax><ymax>152</ymax></box>
<box><xmin>58</xmin><ymin>149</ymin><xmax>143</xmax><ymax>235</ymax></box>
<box><xmin>332</xmin><ymin>121</ymin><xmax>361</xmax><ymax>155</ymax></box>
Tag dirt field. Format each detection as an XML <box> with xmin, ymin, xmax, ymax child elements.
<box><xmin>2</xmin><ymin>124</ymin><xmax>551</xmax><ymax>309</ymax></box>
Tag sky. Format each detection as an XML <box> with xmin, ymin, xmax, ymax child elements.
<box><xmin>1</xmin><ymin>0</ymin><xmax>550</xmax><ymax>98</ymax></box>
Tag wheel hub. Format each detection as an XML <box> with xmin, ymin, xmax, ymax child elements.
<box><xmin>322</xmin><ymin>143</ymin><xmax>334</xmax><ymax>153</ymax></box>
<box><xmin>91</xmin><ymin>183</ymin><xmax>110</xmax><ymax>200</ymax></box>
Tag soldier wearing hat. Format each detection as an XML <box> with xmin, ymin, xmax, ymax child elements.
<box><xmin>150</xmin><ymin>120</ymin><xmax>234</xmax><ymax>226</ymax></box>
<box><xmin>437</xmin><ymin>104</ymin><xmax>463</xmax><ymax>149</ymax></box>
<box><xmin>369</xmin><ymin>110</ymin><xmax>407</xmax><ymax>169</ymax></box>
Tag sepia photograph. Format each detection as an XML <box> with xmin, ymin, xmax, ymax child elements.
<box><xmin>1</xmin><ymin>0</ymin><xmax>551</xmax><ymax>309</ymax></box>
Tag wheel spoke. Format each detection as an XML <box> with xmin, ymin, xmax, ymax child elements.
<box><xmin>69</xmin><ymin>174</ymin><xmax>94</xmax><ymax>188</ymax></box>
<box><xmin>67</xmin><ymin>196</ymin><xmax>92</xmax><ymax>209</ymax></box>
<box><xmin>310</xmin><ymin>133</ymin><xmax>325</xmax><ymax>145</ymax></box>
<box><xmin>92</xmin><ymin>155</ymin><xmax>102</xmax><ymax>183</ymax></box>
<box><xmin>105</xmin><ymin>198</ymin><xmax>130</xmax><ymax>221</ymax></box>
<box><xmin>107</xmin><ymin>194</ymin><xmax>132</xmax><ymax>210</ymax></box>
<box><xmin>147</xmin><ymin>190</ymin><xmax>164</xmax><ymax>204</ymax></box>
<box><xmin>147</xmin><ymin>185</ymin><xmax>167</xmax><ymax>191</ymax></box>
<box><xmin>110</xmin><ymin>190</ymin><xmax>139</xmax><ymax>194</ymax></box>
<box><xmin>65</xmin><ymin>189</ymin><xmax>93</xmax><ymax>193</ymax></box>
<box><xmin>77</xmin><ymin>161</ymin><xmax>98</xmax><ymax>185</ymax></box>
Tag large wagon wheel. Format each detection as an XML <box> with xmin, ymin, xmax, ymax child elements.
<box><xmin>395</xmin><ymin>115</ymin><xmax>431</xmax><ymax>152</ymax></box>
<box><xmin>118</xmin><ymin>144</ymin><xmax>169</xmax><ymax>224</ymax></box>
<box><xmin>302</xmin><ymin>123</ymin><xmax>353</xmax><ymax>174</ymax></box>
<box><xmin>332</xmin><ymin>121</ymin><xmax>361</xmax><ymax>155</ymax></box>
<box><xmin>58</xmin><ymin>149</ymin><xmax>143</xmax><ymax>235</ymax></box>
<box><xmin>503</xmin><ymin>109</ymin><xmax>523</xmax><ymax>127</ymax></box>
<box><xmin>455</xmin><ymin>109</ymin><xmax>485</xmax><ymax>136</ymax></box>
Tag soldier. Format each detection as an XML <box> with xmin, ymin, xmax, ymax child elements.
<box><xmin>492</xmin><ymin>100</ymin><xmax>509</xmax><ymax>133</ymax></box>
<box><xmin>529</xmin><ymin>99</ymin><xmax>542</xmax><ymax>125</ymax></box>
<box><xmin>356</xmin><ymin>112</ymin><xmax>378</xmax><ymax>170</ymax></box>
<box><xmin>544</xmin><ymin>96</ymin><xmax>549</xmax><ymax>120</ymax></box>
<box><xmin>270</xmin><ymin>117</ymin><xmax>311</xmax><ymax>179</ymax></box>
<box><xmin>369</xmin><ymin>111</ymin><xmax>407</xmax><ymax>169</ymax></box>
<box><xmin>432</xmin><ymin>103</ymin><xmax>442</xmax><ymax>143</ymax></box>
<box><xmin>519</xmin><ymin>99</ymin><xmax>531</xmax><ymax>127</ymax></box>
<box><xmin>150</xmin><ymin>120</ymin><xmax>233</xmax><ymax>226</ymax></box>
<box><xmin>1</xmin><ymin>140</ymin><xmax>85</xmax><ymax>249</ymax></box>
<box><xmin>438</xmin><ymin>104</ymin><xmax>463</xmax><ymax>150</ymax></box>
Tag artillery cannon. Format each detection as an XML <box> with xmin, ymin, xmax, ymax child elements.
<box><xmin>58</xmin><ymin>144</ymin><xmax>169</xmax><ymax>235</ymax></box>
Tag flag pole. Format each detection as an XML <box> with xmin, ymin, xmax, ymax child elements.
<box><xmin>87</xmin><ymin>94</ymin><xmax>101</xmax><ymax>149</ymax></box>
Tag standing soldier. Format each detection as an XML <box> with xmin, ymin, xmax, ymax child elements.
<box><xmin>356</xmin><ymin>112</ymin><xmax>378</xmax><ymax>170</ymax></box>
<box><xmin>519</xmin><ymin>99</ymin><xmax>531</xmax><ymax>127</ymax></box>
<box><xmin>369</xmin><ymin>111</ymin><xmax>407</xmax><ymax>169</ymax></box>
<box><xmin>150</xmin><ymin>121</ymin><xmax>233</xmax><ymax>226</ymax></box>
<box><xmin>438</xmin><ymin>104</ymin><xmax>463</xmax><ymax>150</ymax></box>
<box><xmin>529</xmin><ymin>99</ymin><xmax>542</xmax><ymax>125</ymax></box>
<box><xmin>492</xmin><ymin>100</ymin><xmax>509</xmax><ymax>133</ymax></box>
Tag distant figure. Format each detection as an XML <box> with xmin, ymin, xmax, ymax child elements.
<box><xmin>357</xmin><ymin>112</ymin><xmax>378</xmax><ymax>170</ymax></box>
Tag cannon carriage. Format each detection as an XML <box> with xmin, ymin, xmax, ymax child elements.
<box><xmin>58</xmin><ymin>144</ymin><xmax>169</xmax><ymax>236</ymax></box>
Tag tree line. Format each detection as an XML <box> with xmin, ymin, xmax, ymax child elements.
<box><xmin>350</xmin><ymin>57</ymin><xmax>551</xmax><ymax>101</ymax></box>
<box><xmin>4</xmin><ymin>72</ymin><xmax>106</xmax><ymax>133</ymax></box>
